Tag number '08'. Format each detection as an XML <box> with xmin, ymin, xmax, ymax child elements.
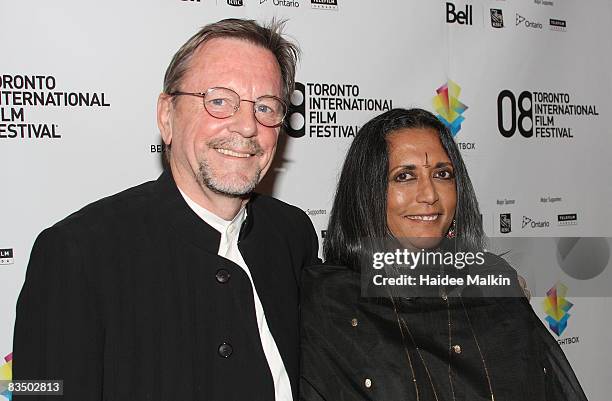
<box><xmin>497</xmin><ymin>90</ymin><xmax>534</xmax><ymax>138</ymax></box>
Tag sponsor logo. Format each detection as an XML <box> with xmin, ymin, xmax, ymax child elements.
<box><xmin>432</xmin><ymin>80</ymin><xmax>468</xmax><ymax>137</ymax></box>
<box><xmin>543</xmin><ymin>282</ymin><xmax>573</xmax><ymax>336</ymax></box>
<box><xmin>0</xmin><ymin>353</ymin><xmax>12</xmax><ymax>400</ymax></box>
<box><xmin>0</xmin><ymin>249</ymin><xmax>13</xmax><ymax>265</ymax></box>
<box><xmin>500</xmin><ymin>213</ymin><xmax>511</xmax><ymax>234</ymax></box>
<box><xmin>521</xmin><ymin>216</ymin><xmax>549</xmax><ymax>229</ymax></box>
<box><xmin>227</xmin><ymin>0</ymin><xmax>243</xmax><ymax>5</ymax></box>
<box><xmin>446</xmin><ymin>3</ymin><xmax>473</xmax><ymax>25</ymax></box>
<box><xmin>311</xmin><ymin>0</ymin><xmax>337</xmax><ymax>10</ymax></box>
<box><xmin>490</xmin><ymin>9</ymin><xmax>504</xmax><ymax>28</ymax></box>
<box><xmin>549</xmin><ymin>18</ymin><xmax>567</xmax><ymax>32</ymax></box>
<box><xmin>515</xmin><ymin>13</ymin><xmax>542</xmax><ymax>29</ymax></box>
<box><xmin>266</xmin><ymin>0</ymin><xmax>300</xmax><ymax>6</ymax></box>
<box><xmin>558</xmin><ymin>213</ymin><xmax>577</xmax><ymax>226</ymax></box>
<box><xmin>497</xmin><ymin>89</ymin><xmax>599</xmax><ymax>139</ymax></box>
<box><xmin>286</xmin><ymin>81</ymin><xmax>393</xmax><ymax>139</ymax></box>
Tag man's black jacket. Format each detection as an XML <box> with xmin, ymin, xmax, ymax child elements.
<box><xmin>13</xmin><ymin>170</ymin><xmax>319</xmax><ymax>401</ymax></box>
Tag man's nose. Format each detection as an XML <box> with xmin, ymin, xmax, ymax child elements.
<box><xmin>228</xmin><ymin>100</ymin><xmax>258</xmax><ymax>138</ymax></box>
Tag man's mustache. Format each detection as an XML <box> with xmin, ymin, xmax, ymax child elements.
<box><xmin>208</xmin><ymin>136</ymin><xmax>264</xmax><ymax>156</ymax></box>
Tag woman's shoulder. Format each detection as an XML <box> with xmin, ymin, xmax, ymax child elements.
<box><xmin>303</xmin><ymin>262</ymin><xmax>358</xmax><ymax>281</ymax></box>
<box><xmin>302</xmin><ymin>262</ymin><xmax>361</xmax><ymax>303</ymax></box>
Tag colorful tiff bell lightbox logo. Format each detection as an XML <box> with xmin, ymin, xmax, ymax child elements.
<box><xmin>543</xmin><ymin>283</ymin><xmax>573</xmax><ymax>336</ymax></box>
<box><xmin>0</xmin><ymin>352</ymin><xmax>12</xmax><ymax>400</ymax></box>
<box><xmin>432</xmin><ymin>80</ymin><xmax>468</xmax><ymax>137</ymax></box>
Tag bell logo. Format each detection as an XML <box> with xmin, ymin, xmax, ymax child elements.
<box><xmin>446</xmin><ymin>2</ymin><xmax>473</xmax><ymax>25</ymax></box>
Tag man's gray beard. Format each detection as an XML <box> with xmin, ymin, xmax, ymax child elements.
<box><xmin>197</xmin><ymin>160</ymin><xmax>261</xmax><ymax>197</ymax></box>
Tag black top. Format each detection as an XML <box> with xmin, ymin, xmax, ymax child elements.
<box><xmin>13</xmin><ymin>171</ymin><xmax>320</xmax><ymax>401</ymax></box>
<box><xmin>300</xmin><ymin>255</ymin><xmax>588</xmax><ymax>401</ymax></box>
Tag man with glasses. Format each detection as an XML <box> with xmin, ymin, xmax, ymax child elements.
<box><xmin>13</xmin><ymin>19</ymin><xmax>319</xmax><ymax>401</ymax></box>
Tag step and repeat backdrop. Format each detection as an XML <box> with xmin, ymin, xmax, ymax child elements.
<box><xmin>1</xmin><ymin>0</ymin><xmax>612</xmax><ymax>399</ymax></box>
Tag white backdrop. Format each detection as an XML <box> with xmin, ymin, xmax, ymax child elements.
<box><xmin>1</xmin><ymin>0</ymin><xmax>612</xmax><ymax>399</ymax></box>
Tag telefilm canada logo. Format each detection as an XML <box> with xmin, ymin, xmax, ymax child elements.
<box><xmin>311</xmin><ymin>0</ymin><xmax>338</xmax><ymax>10</ymax></box>
<box><xmin>490</xmin><ymin>9</ymin><xmax>504</xmax><ymax>28</ymax></box>
<box><xmin>499</xmin><ymin>213</ymin><xmax>511</xmax><ymax>234</ymax></box>
<box><xmin>558</xmin><ymin>213</ymin><xmax>577</xmax><ymax>226</ymax></box>
<box><xmin>496</xmin><ymin>89</ymin><xmax>599</xmax><ymax>139</ymax></box>
<box><xmin>0</xmin><ymin>74</ymin><xmax>111</xmax><ymax>140</ymax></box>
<box><xmin>515</xmin><ymin>13</ymin><xmax>542</xmax><ymax>30</ymax></box>
<box><xmin>549</xmin><ymin>18</ymin><xmax>567</xmax><ymax>32</ymax></box>
<box><xmin>0</xmin><ymin>248</ymin><xmax>14</xmax><ymax>265</ymax></box>
<box><xmin>286</xmin><ymin>81</ymin><xmax>393</xmax><ymax>139</ymax></box>
<box><xmin>446</xmin><ymin>2</ymin><xmax>473</xmax><ymax>25</ymax></box>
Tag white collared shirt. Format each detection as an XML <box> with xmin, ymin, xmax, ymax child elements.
<box><xmin>178</xmin><ymin>189</ymin><xmax>292</xmax><ymax>401</ymax></box>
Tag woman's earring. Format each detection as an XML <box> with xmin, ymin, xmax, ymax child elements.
<box><xmin>446</xmin><ymin>219</ymin><xmax>456</xmax><ymax>238</ymax></box>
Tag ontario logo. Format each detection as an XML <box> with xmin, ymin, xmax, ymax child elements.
<box><xmin>432</xmin><ymin>80</ymin><xmax>468</xmax><ymax>137</ymax></box>
<box><xmin>0</xmin><ymin>352</ymin><xmax>12</xmax><ymax>400</ymax></box>
<box><xmin>543</xmin><ymin>283</ymin><xmax>573</xmax><ymax>336</ymax></box>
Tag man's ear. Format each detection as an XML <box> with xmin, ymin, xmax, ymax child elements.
<box><xmin>157</xmin><ymin>93</ymin><xmax>173</xmax><ymax>146</ymax></box>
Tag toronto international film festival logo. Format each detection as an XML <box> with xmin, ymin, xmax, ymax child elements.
<box><xmin>432</xmin><ymin>80</ymin><xmax>468</xmax><ymax>137</ymax></box>
<box><xmin>543</xmin><ymin>282</ymin><xmax>573</xmax><ymax>336</ymax></box>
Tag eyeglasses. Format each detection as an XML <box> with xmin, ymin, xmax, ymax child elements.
<box><xmin>169</xmin><ymin>87</ymin><xmax>287</xmax><ymax>128</ymax></box>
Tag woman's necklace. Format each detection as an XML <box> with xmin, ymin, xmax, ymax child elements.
<box><xmin>390</xmin><ymin>292</ymin><xmax>496</xmax><ymax>401</ymax></box>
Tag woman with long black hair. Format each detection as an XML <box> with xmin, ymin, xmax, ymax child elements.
<box><xmin>300</xmin><ymin>108</ymin><xmax>587</xmax><ymax>401</ymax></box>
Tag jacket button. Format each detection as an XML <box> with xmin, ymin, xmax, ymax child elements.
<box><xmin>216</xmin><ymin>269</ymin><xmax>231</xmax><ymax>284</ymax></box>
<box><xmin>218</xmin><ymin>342</ymin><xmax>233</xmax><ymax>358</ymax></box>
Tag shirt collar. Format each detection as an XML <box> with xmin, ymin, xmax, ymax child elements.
<box><xmin>177</xmin><ymin>187</ymin><xmax>247</xmax><ymax>237</ymax></box>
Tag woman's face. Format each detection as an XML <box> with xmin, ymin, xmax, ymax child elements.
<box><xmin>386</xmin><ymin>128</ymin><xmax>457</xmax><ymax>249</ymax></box>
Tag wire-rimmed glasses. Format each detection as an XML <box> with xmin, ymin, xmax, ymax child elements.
<box><xmin>170</xmin><ymin>87</ymin><xmax>287</xmax><ymax>128</ymax></box>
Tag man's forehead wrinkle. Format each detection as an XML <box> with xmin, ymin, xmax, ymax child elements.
<box><xmin>184</xmin><ymin>42</ymin><xmax>281</xmax><ymax>97</ymax></box>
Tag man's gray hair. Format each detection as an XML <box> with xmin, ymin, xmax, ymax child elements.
<box><xmin>163</xmin><ymin>18</ymin><xmax>300</xmax><ymax>104</ymax></box>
